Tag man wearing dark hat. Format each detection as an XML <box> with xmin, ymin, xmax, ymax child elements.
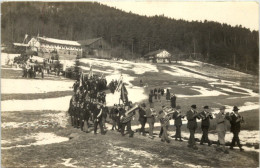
<box><xmin>146</xmin><ymin>107</ymin><xmax>156</xmax><ymax>139</ymax></box>
<box><xmin>79</xmin><ymin>101</ymin><xmax>86</xmax><ymax>131</ymax></box>
<box><xmin>74</xmin><ymin>102</ymin><xmax>81</xmax><ymax>128</ymax></box>
<box><xmin>200</xmin><ymin>106</ymin><xmax>213</xmax><ymax>146</ymax></box>
<box><xmin>120</xmin><ymin>105</ymin><xmax>134</xmax><ymax>137</ymax></box>
<box><xmin>172</xmin><ymin>105</ymin><xmax>184</xmax><ymax>141</ymax></box>
<box><xmin>148</xmin><ymin>91</ymin><xmax>154</xmax><ymax>108</ymax></box>
<box><xmin>138</xmin><ymin>103</ymin><xmax>147</xmax><ymax>136</ymax></box>
<box><xmin>216</xmin><ymin>106</ymin><xmax>229</xmax><ymax>154</ymax></box>
<box><xmin>229</xmin><ymin>106</ymin><xmax>244</xmax><ymax>151</ymax></box>
<box><xmin>93</xmin><ymin>104</ymin><xmax>106</xmax><ymax>135</ymax></box>
<box><xmin>186</xmin><ymin>104</ymin><xmax>201</xmax><ymax>150</ymax></box>
<box><xmin>170</xmin><ymin>94</ymin><xmax>177</xmax><ymax>108</ymax></box>
<box><xmin>158</xmin><ymin>106</ymin><xmax>171</xmax><ymax>143</ymax></box>
<box><xmin>110</xmin><ymin>104</ymin><xmax>118</xmax><ymax>131</ymax></box>
<box><xmin>83</xmin><ymin>101</ymin><xmax>91</xmax><ymax>133</ymax></box>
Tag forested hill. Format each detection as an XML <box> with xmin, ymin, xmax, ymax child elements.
<box><xmin>1</xmin><ymin>2</ymin><xmax>259</xmax><ymax>74</ymax></box>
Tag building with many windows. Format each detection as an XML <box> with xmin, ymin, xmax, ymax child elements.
<box><xmin>14</xmin><ymin>36</ymin><xmax>111</xmax><ymax>60</ymax></box>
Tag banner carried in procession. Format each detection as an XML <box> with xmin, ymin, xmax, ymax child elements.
<box><xmin>120</xmin><ymin>83</ymin><xmax>128</xmax><ymax>103</ymax></box>
<box><xmin>88</xmin><ymin>65</ymin><xmax>93</xmax><ymax>78</ymax></box>
<box><xmin>79</xmin><ymin>72</ymin><xmax>84</xmax><ymax>87</ymax></box>
<box><xmin>115</xmin><ymin>74</ymin><xmax>123</xmax><ymax>92</ymax></box>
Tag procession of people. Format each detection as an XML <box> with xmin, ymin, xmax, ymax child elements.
<box><xmin>68</xmin><ymin>72</ymin><xmax>245</xmax><ymax>155</ymax></box>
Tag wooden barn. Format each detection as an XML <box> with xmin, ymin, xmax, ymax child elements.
<box><xmin>144</xmin><ymin>49</ymin><xmax>171</xmax><ymax>63</ymax></box>
<box><xmin>24</xmin><ymin>36</ymin><xmax>111</xmax><ymax>60</ymax></box>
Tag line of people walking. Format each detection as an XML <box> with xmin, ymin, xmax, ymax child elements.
<box><xmin>68</xmin><ymin>79</ymin><xmax>245</xmax><ymax>155</ymax></box>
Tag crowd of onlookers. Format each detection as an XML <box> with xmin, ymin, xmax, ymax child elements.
<box><xmin>148</xmin><ymin>88</ymin><xmax>177</xmax><ymax>108</ymax></box>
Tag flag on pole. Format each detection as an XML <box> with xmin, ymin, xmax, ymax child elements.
<box><xmin>100</xmin><ymin>73</ymin><xmax>104</xmax><ymax>79</ymax></box>
<box><xmin>23</xmin><ymin>34</ymin><xmax>28</xmax><ymax>44</ymax></box>
<box><xmin>79</xmin><ymin>72</ymin><xmax>84</xmax><ymax>87</ymax></box>
<box><xmin>120</xmin><ymin>83</ymin><xmax>128</xmax><ymax>103</ymax></box>
<box><xmin>115</xmin><ymin>74</ymin><xmax>123</xmax><ymax>92</ymax></box>
<box><xmin>89</xmin><ymin>65</ymin><xmax>93</xmax><ymax>78</ymax></box>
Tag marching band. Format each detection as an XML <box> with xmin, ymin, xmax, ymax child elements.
<box><xmin>68</xmin><ymin>74</ymin><xmax>245</xmax><ymax>154</ymax></box>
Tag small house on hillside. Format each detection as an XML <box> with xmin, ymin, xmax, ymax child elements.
<box><xmin>144</xmin><ymin>49</ymin><xmax>171</xmax><ymax>63</ymax></box>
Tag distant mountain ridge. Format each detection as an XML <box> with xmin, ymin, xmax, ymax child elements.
<box><xmin>1</xmin><ymin>2</ymin><xmax>259</xmax><ymax>74</ymax></box>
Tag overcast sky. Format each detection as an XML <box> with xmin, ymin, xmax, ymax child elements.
<box><xmin>101</xmin><ymin>1</ymin><xmax>259</xmax><ymax>31</ymax></box>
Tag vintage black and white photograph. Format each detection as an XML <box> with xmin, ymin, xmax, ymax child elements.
<box><xmin>1</xmin><ymin>1</ymin><xmax>259</xmax><ymax>167</ymax></box>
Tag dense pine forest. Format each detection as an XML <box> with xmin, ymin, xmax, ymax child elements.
<box><xmin>1</xmin><ymin>2</ymin><xmax>259</xmax><ymax>74</ymax></box>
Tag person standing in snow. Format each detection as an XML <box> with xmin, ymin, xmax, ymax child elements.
<box><xmin>170</xmin><ymin>94</ymin><xmax>177</xmax><ymax>108</ymax></box>
<box><xmin>138</xmin><ymin>103</ymin><xmax>147</xmax><ymax>136</ymax></box>
<box><xmin>158</xmin><ymin>106</ymin><xmax>171</xmax><ymax>143</ymax></box>
<box><xmin>200</xmin><ymin>106</ymin><xmax>213</xmax><ymax>146</ymax></box>
<box><xmin>166</xmin><ymin>89</ymin><xmax>171</xmax><ymax>101</ymax></box>
<box><xmin>146</xmin><ymin>107</ymin><xmax>156</xmax><ymax>139</ymax></box>
<box><xmin>229</xmin><ymin>106</ymin><xmax>244</xmax><ymax>151</ymax></box>
<box><xmin>186</xmin><ymin>105</ymin><xmax>200</xmax><ymax>150</ymax></box>
<box><xmin>215</xmin><ymin>106</ymin><xmax>229</xmax><ymax>154</ymax></box>
<box><xmin>172</xmin><ymin>105</ymin><xmax>184</xmax><ymax>141</ymax></box>
<box><xmin>93</xmin><ymin>104</ymin><xmax>106</xmax><ymax>135</ymax></box>
<box><xmin>148</xmin><ymin>90</ymin><xmax>154</xmax><ymax>108</ymax></box>
<box><xmin>154</xmin><ymin>88</ymin><xmax>158</xmax><ymax>100</ymax></box>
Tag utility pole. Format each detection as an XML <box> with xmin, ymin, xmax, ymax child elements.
<box><xmin>131</xmin><ymin>39</ymin><xmax>134</xmax><ymax>56</ymax></box>
<box><xmin>233</xmin><ymin>54</ymin><xmax>236</xmax><ymax>68</ymax></box>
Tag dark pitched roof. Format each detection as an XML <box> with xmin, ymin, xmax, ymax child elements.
<box><xmin>78</xmin><ymin>37</ymin><xmax>102</xmax><ymax>46</ymax></box>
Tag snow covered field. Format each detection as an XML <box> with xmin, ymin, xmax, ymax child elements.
<box><xmin>1</xmin><ymin>53</ymin><xmax>20</xmax><ymax>66</ymax></box>
<box><xmin>2</xmin><ymin>78</ymin><xmax>73</xmax><ymax>94</ymax></box>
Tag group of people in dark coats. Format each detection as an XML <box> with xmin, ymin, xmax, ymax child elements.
<box><xmin>148</xmin><ymin>88</ymin><xmax>165</xmax><ymax>107</ymax></box>
<box><xmin>69</xmin><ymin>75</ymin><xmax>109</xmax><ymax>134</ymax></box>
<box><xmin>108</xmin><ymin>79</ymin><xmax>118</xmax><ymax>94</ymax></box>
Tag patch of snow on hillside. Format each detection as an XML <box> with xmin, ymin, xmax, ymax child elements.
<box><xmin>1</xmin><ymin>96</ymin><xmax>71</xmax><ymax>112</ymax></box>
<box><xmin>191</xmin><ymin>86</ymin><xmax>228</xmax><ymax>97</ymax></box>
<box><xmin>2</xmin><ymin>133</ymin><xmax>69</xmax><ymax>150</ymax></box>
<box><xmin>1</xmin><ymin>67</ymin><xmax>23</xmax><ymax>71</ymax></box>
<box><xmin>175</xmin><ymin>86</ymin><xmax>228</xmax><ymax>98</ymax></box>
<box><xmin>179</xmin><ymin>61</ymin><xmax>200</xmax><ymax>67</ymax></box>
<box><xmin>1</xmin><ymin>53</ymin><xmax>20</xmax><ymax>65</ymax></box>
<box><xmin>2</xmin><ymin>79</ymin><xmax>73</xmax><ymax>94</ymax></box>
<box><xmin>80</xmin><ymin>58</ymin><xmax>158</xmax><ymax>75</ymax></box>
<box><xmin>114</xmin><ymin>146</ymin><xmax>158</xmax><ymax>159</ymax></box>
<box><xmin>163</xmin><ymin>66</ymin><xmax>216</xmax><ymax>82</ymax></box>
<box><xmin>79</xmin><ymin>66</ymin><xmax>110</xmax><ymax>74</ymax></box>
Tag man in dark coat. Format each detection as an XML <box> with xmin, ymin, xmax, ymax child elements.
<box><xmin>69</xmin><ymin>95</ymin><xmax>76</xmax><ymax>127</ymax></box>
<box><xmin>166</xmin><ymin>89</ymin><xmax>171</xmax><ymax>101</ymax></box>
<box><xmin>200</xmin><ymin>106</ymin><xmax>213</xmax><ymax>146</ymax></box>
<box><xmin>186</xmin><ymin>105</ymin><xmax>201</xmax><ymax>150</ymax></box>
<box><xmin>93</xmin><ymin>104</ymin><xmax>106</xmax><ymax>135</ymax></box>
<box><xmin>172</xmin><ymin>105</ymin><xmax>184</xmax><ymax>141</ymax></box>
<box><xmin>74</xmin><ymin>102</ymin><xmax>81</xmax><ymax>128</ymax></box>
<box><xmin>148</xmin><ymin>92</ymin><xmax>154</xmax><ymax>108</ymax></box>
<box><xmin>79</xmin><ymin>101</ymin><xmax>85</xmax><ymax>131</ymax></box>
<box><xmin>170</xmin><ymin>94</ymin><xmax>177</xmax><ymax>108</ymax></box>
<box><xmin>138</xmin><ymin>103</ymin><xmax>147</xmax><ymax>136</ymax></box>
<box><xmin>146</xmin><ymin>107</ymin><xmax>156</xmax><ymax>139</ymax></box>
<box><xmin>73</xmin><ymin>80</ymin><xmax>79</xmax><ymax>93</ymax></box>
<box><xmin>120</xmin><ymin>105</ymin><xmax>134</xmax><ymax>137</ymax></box>
<box><xmin>161</xmin><ymin>88</ymin><xmax>165</xmax><ymax>96</ymax></box>
<box><xmin>229</xmin><ymin>106</ymin><xmax>244</xmax><ymax>151</ymax></box>
<box><xmin>110</xmin><ymin>104</ymin><xmax>118</xmax><ymax>130</ymax></box>
<box><xmin>83</xmin><ymin>102</ymin><xmax>91</xmax><ymax>133</ymax></box>
<box><xmin>154</xmin><ymin>88</ymin><xmax>157</xmax><ymax>100</ymax></box>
